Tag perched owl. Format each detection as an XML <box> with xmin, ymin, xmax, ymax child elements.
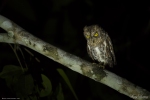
<box><xmin>83</xmin><ymin>25</ymin><xmax>116</xmax><ymax>67</ymax></box>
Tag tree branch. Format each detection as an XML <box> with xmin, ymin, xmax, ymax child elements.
<box><xmin>0</xmin><ymin>15</ymin><xmax>150</xmax><ymax>100</ymax></box>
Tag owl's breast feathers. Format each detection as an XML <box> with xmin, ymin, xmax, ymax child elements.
<box><xmin>87</xmin><ymin>38</ymin><xmax>115</xmax><ymax>67</ymax></box>
<box><xmin>87</xmin><ymin>44</ymin><xmax>107</xmax><ymax>63</ymax></box>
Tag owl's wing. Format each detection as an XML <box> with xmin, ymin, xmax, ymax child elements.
<box><xmin>105</xmin><ymin>34</ymin><xmax>116</xmax><ymax>66</ymax></box>
<box><xmin>87</xmin><ymin>45</ymin><xmax>95</xmax><ymax>61</ymax></box>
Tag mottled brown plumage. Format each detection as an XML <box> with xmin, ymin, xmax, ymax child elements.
<box><xmin>83</xmin><ymin>25</ymin><xmax>116</xmax><ymax>67</ymax></box>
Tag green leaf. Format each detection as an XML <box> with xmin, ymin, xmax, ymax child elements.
<box><xmin>56</xmin><ymin>83</ymin><xmax>64</xmax><ymax>100</ymax></box>
<box><xmin>0</xmin><ymin>65</ymin><xmax>23</xmax><ymax>78</ymax></box>
<box><xmin>57</xmin><ymin>68</ymin><xmax>78</xmax><ymax>100</ymax></box>
<box><xmin>15</xmin><ymin>74</ymin><xmax>34</xmax><ymax>97</ymax></box>
<box><xmin>39</xmin><ymin>74</ymin><xmax>52</xmax><ymax>97</ymax></box>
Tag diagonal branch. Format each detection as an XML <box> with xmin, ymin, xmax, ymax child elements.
<box><xmin>0</xmin><ymin>15</ymin><xmax>150</xmax><ymax>100</ymax></box>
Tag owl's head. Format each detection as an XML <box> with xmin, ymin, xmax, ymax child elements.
<box><xmin>83</xmin><ymin>25</ymin><xmax>105</xmax><ymax>46</ymax></box>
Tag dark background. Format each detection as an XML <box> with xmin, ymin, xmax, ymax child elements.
<box><xmin>0</xmin><ymin>0</ymin><xmax>150</xmax><ymax>100</ymax></box>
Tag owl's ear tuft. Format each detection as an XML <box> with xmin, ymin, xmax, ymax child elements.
<box><xmin>83</xmin><ymin>26</ymin><xmax>87</xmax><ymax>31</ymax></box>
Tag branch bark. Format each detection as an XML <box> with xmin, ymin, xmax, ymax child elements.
<box><xmin>0</xmin><ymin>15</ymin><xmax>150</xmax><ymax>100</ymax></box>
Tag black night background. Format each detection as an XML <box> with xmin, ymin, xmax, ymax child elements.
<box><xmin>0</xmin><ymin>0</ymin><xmax>150</xmax><ymax>100</ymax></box>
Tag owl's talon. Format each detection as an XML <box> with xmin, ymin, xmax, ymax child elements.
<box><xmin>92</xmin><ymin>63</ymin><xmax>105</xmax><ymax>69</ymax></box>
<box><xmin>99</xmin><ymin>62</ymin><xmax>105</xmax><ymax>69</ymax></box>
<box><xmin>99</xmin><ymin>65</ymin><xmax>105</xmax><ymax>69</ymax></box>
<box><xmin>92</xmin><ymin>63</ymin><xmax>99</xmax><ymax>67</ymax></box>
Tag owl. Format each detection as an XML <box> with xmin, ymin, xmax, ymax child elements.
<box><xmin>83</xmin><ymin>25</ymin><xmax>116</xmax><ymax>68</ymax></box>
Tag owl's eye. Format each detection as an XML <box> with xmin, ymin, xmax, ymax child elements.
<box><xmin>94</xmin><ymin>32</ymin><xmax>98</xmax><ymax>37</ymax></box>
<box><xmin>86</xmin><ymin>35</ymin><xmax>90</xmax><ymax>39</ymax></box>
